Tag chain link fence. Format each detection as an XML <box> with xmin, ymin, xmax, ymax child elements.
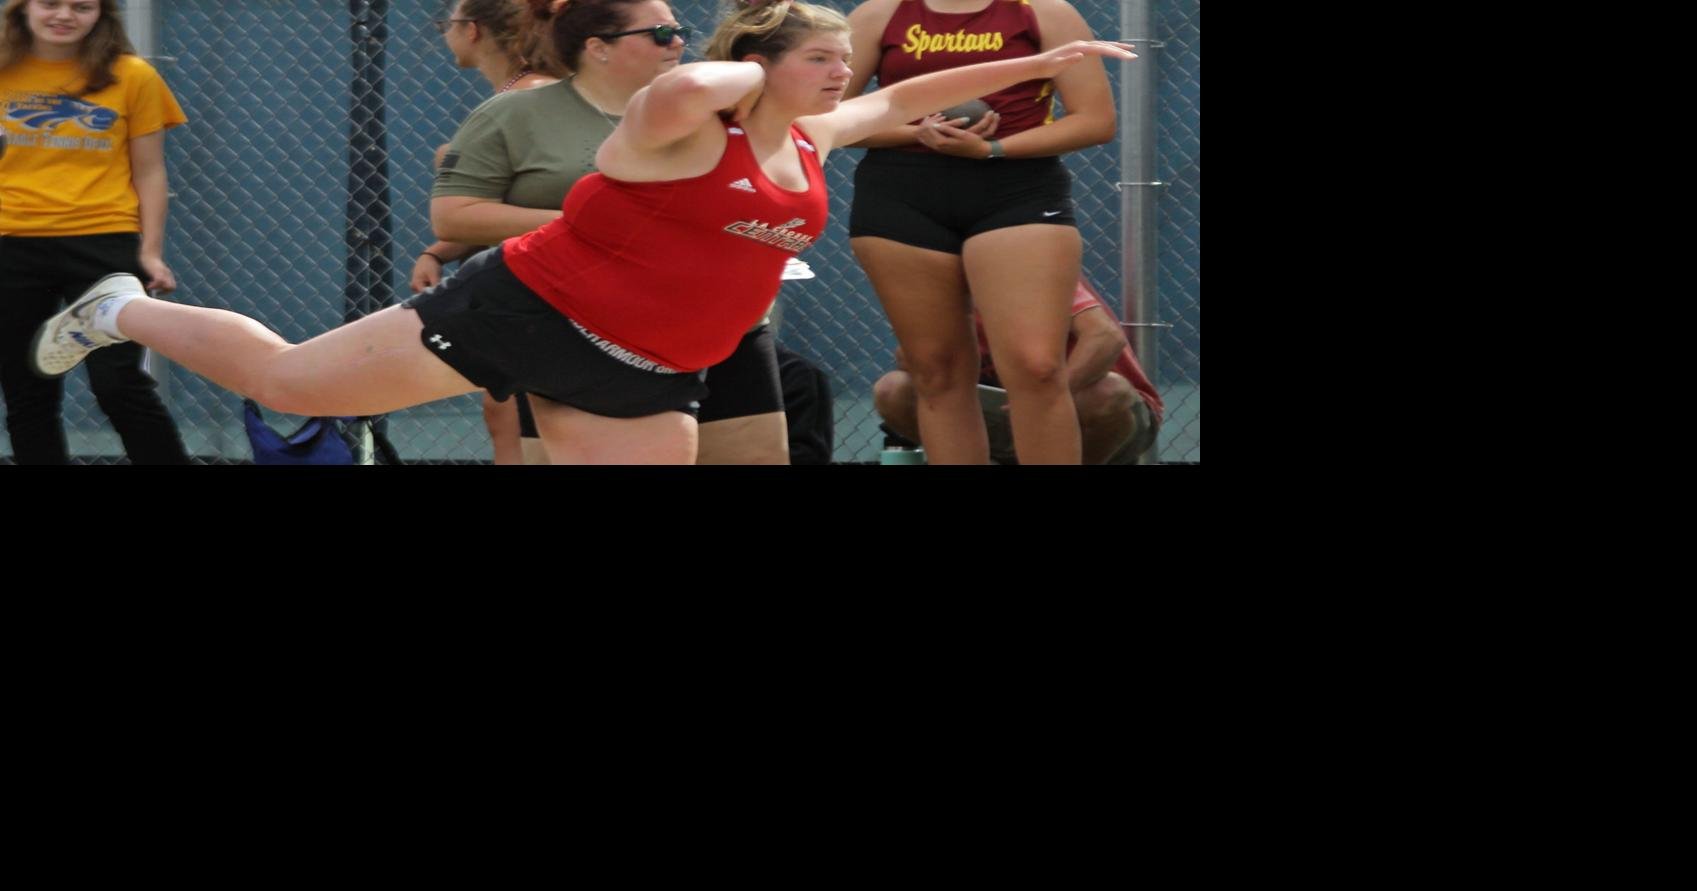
<box><xmin>1151</xmin><ymin>0</ymin><xmax>1199</xmax><ymax>462</ymax></box>
<box><xmin>2</xmin><ymin>0</ymin><xmax>1198</xmax><ymax>464</ymax></box>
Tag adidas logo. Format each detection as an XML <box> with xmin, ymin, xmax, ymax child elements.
<box><xmin>796</xmin><ymin>138</ymin><xmax>816</xmax><ymax>153</ymax></box>
<box><xmin>728</xmin><ymin>178</ymin><xmax>756</xmax><ymax>193</ymax></box>
<box><xmin>727</xmin><ymin>127</ymin><xmax>745</xmax><ymax>135</ymax></box>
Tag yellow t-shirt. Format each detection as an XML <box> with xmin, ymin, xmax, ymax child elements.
<box><xmin>0</xmin><ymin>53</ymin><xmax>186</xmax><ymax>236</ymax></box>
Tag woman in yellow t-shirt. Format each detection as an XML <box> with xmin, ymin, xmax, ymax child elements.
<box><xmin>0</xmin><ymin>0</ymin><xmax>187</xmax><ymax>464</ymax></box>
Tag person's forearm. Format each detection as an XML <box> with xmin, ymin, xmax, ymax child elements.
<box><xmin>422</xmin><ymin>241</ymin><xmax>473</xmax><ymax>263</ymax></box>
<box><xmin>882</xmin><ymin>55</ymin><xmax>1058</xmax><ymax>130</ymax></box>
<box><xmin>856</xmin><ymin>108</ymin><xmax>1111</xmax><ymax>157</ymax></box>
<box><xmin>843</xmin><ymin>56</ymin><xmax>1068</xmax><ymax>149</ymax></box>
<box><xmin>990</xmin><ymin>111</ymin><xmax>1115</xmax><ymax>159</ymax></box>
<box><xmin>134</xmin><ymin>165</ymin><xmax>169</xmax><ymax>258</ymax></box>
<box><xmin>433</xmin><ymin>203</ymin><xmax>560</xmax><ymax>244</ymax></box>
<box><xmin>1066</xmin><ymin>326</ymin><xmax>1124</xmax><ymax>392</ymax></box>
<box><xmin>847</xmin><ymin>124</ymin><xmax>924</xmax><ymax>149</ymax></box>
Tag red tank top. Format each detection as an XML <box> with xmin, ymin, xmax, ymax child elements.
<box><xmin>875</xmin><ymin>0</ymin><xmax>1054</xmax><ymax>144</ymax></box>
<box><xmin>502</xmin><ymin>122</ymin><xmax>827</xmax><ymax>371</ymax></box>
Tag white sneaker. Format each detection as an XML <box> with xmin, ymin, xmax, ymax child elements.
<box><xmin>29</xmin><ymin>272</ymin><xmax>141</xmax><ymax>378</ymax></box>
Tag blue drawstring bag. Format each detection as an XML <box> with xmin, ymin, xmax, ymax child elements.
<box><xmin>242</xmin><ymin>399</ymin><xmax>397</xmax><ymax>465</ymax></box>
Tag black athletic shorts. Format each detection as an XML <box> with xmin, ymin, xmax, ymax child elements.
<box><xmin>848</xmin><ymin>150</ymin><xmax>1077</xmax><ymax>254</ymax></box>
<box><xmin>403</xmin><ymin>246</ymin><xmax>708</xmax><ymax>419</ymax></box>
<box><xmin>512</xmin><ymin>320</ymin><xmax>779</xmax><ymax>436</ymax></box>
<box><xmin>698</xmin><ymin>323</ymin><xmax>783</xmax><ymax>424</ymax></box>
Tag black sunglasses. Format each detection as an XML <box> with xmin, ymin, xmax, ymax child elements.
<box><xmin>597</xmin><ymin>24</ymin><xmax>691</xmax><ymax>46</ymax></box>
<box><xmin>432</xmin><ymin>18</ymin><xmax>476</xmax><ymax>34</ymax></box>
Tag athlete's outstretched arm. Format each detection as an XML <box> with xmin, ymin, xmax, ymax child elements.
<box><xmin>803</xmin><ymin>40</ymin><xmax>1135</xmax><ymax>155</ymax></box>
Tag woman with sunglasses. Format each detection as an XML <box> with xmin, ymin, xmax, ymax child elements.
<box><xmin>414</xmin><ymin>0</ymin><xmax>562</xmax><ymax>464</ymax></box>
<box><xmin>29</xmin><ymin>0</ymin><xmax>1133</xmax><ymax>464</ymax></box>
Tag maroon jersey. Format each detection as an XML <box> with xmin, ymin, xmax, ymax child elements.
<box><xmin>876</xmin><ymin>0</ymin><xmax>1055</xmax><ymax>143</ymax></box>
<box><xmin>977</xmin><ymin>278</ymin><xmax>1164</xmax><ymax>420</ymax></box>
<box><xmin>502</xmin><ymin>122</ymin><xmax>827</xmax><ymax>371</ymax></box>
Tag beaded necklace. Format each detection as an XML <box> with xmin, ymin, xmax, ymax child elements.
<box><xmin>497</xmin><ymin>67</ymin><xmax>533</xmax><ymax>93</ymax></box>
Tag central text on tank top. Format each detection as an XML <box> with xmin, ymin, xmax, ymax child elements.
<box><xmin>724</xmin><ymin>217</ymin><xmax>814</xmax><ymax>252</ymax></box>
<box><xmin>900</xmin><ymin>25</ymin><xmax>1007</xmax><ymax>60</ymax></box>
<box><xmin>719</xmin><ymin>126</ymin><xmax>817</xmax><ymax>253</ymax></box>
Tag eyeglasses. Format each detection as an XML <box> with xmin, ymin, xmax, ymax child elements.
<box><xmin>431</xmin><ymin>18</ymin><xmax>476</xmax><ymax>34</ymax></box>
<box><xmin>597</xmin><ymin>24</ymin><xmax>691</xmax><ymax>46</ymax></box>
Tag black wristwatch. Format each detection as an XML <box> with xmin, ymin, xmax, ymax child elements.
<box><xmin>986</xmin><ymin>139</ymin><xmax>1006</xmax><ymax>160</ymax></box>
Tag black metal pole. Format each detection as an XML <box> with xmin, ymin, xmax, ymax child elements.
<box><xmin>345</xmin><ymin>0</ymin><xmax>395</xmax><ymax>460</ymax></box>
<box><xmin>345</xmin><ymin>0</ymin><xmax>393</xmax><ymax>325</ymax></box>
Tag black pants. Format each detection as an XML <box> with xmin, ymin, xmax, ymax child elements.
<box><xmin>0</xmin><ymin>233</ymin><xmax>189</xmax><ymax>464</ymax></box>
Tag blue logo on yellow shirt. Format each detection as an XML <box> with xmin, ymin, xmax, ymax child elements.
<box><xmin>5</xmin><ymin>95</ymin><xmax>118</xmax><ymax>132</ymax></box>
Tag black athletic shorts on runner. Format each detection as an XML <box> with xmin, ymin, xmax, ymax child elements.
<box><xmin>402</xmin><ymin>246</ymin><xmax>708</xmax><ymax>419</ymax></box>
<box><xmin>698</xmin><ymin>323</ymin><xmax>782</xmax><ymax>424</ymax></box>
<box><xmin>516</xmin><ymin>322</ymin><xmax>780</xmax><ymax>435</ymax></box>
<box><xmin>848</xmin><ymin>150</ymin><xmax>1077</xmax><ymax>254</ymax></box>
<box><xmin>431</xmin><ymin>255</ymin><xmax>774</xmax><ymax>434</ymax></box>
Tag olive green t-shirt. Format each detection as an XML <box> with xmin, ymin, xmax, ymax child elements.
<box><xmin>432</xmin><ymin>78</ymin><xmax>617</xmax><ymax>209</ymax></box>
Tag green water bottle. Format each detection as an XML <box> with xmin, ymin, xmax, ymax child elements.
<box><xmin>880</xmin><ymin>446</ymin><xmax>927</xmax><ymax>465</ymax></box>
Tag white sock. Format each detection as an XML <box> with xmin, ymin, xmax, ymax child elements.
<box><xmin>92</xmin><ymin>293</ymin><xmax>141</xmax><ymax>340</ymax></box>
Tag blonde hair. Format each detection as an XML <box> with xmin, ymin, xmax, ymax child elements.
<box><xmin>0</xmin><ymin>0</ymin><xmax>135</xmax><ymax>96</ymax></box>
<box><xmin>704</xmin><ymin>1</ymin><xmax>849</xmax><ymax>63</ymax></box>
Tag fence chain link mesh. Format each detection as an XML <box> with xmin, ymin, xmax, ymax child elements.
<box><xmin>2</xmin><ymin>0</ymin><xmax>1197</xmax><ymax>464</ymax></box>
<box><xmin>1152</xmin><ymin>0</ymin><xmax>1199</xmax><ymax>462</ymax></box>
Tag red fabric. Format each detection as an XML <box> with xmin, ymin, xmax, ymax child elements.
<box><xmin>976</xmin><ymin>278</ymin><xmax>1164</xmax><ymax>420</ymax></box>
<box><xmin>875</xmin><ymin>0</ymin><xmax>1055</xmax><ymax>144</ymax></box>
<box><xmin>502</xmin><ymin>123</ymin><xmax>827</xmax><ymax>371</ymax></box>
